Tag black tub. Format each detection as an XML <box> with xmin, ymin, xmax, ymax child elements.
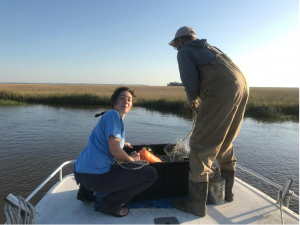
<box><xmin>124</xmin><ymin>144</ymin><xmax>189</xmax><ymax>201</ymax></box>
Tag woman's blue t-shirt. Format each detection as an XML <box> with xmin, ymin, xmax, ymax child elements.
<box><xmin>74</xmin><ymin>110</ymin><xmax>125</xmax><ymax>174</ymax></box>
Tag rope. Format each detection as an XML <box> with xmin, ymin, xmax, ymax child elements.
<box><xmin>277</xmin><ymin>190</ymin><xmax>285</xmax><ymax>225</ymax></box>
<box><xmin>164</xmin><ymin>110</ymin><xmax>197</xmax><ymax>161</ymax></box>
<box><xmin>116</xmin><ymin>151</ymin><xmax>149</xmax><ymax>170</ymax></box>
<box><xmin>116</xmin><ymin>159</ymin><xmax>149</xmax><ymax>170</ymax></box>
<box><xmin>175</xmin><ymin>111</ymin><xmax>197</xmax><ymax>148</ymax></box>
<box><xmin>4</xmin><ymin>196</ymin><xmax>36</xmax><ymax>224</ymax></box>
<box><xmin>280</xmin><ymin>194</ymin><xmax>284</xmax><ymax>225</ymax></box>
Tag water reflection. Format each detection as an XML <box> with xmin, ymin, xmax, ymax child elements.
<box><xmin>0</xmin><ymin>105</ymin><xmax>298</xmax><ymax>223</ymax></box>
<box><xmin>244</xmin><ymin>116</ymin><xmax>299</xmax><ymax>124</ymax></box>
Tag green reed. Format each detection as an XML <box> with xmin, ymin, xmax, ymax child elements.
<box><xmin>135</xmin><ymin>98</ymin><xmax>191</xmax><ymax>114</ymax></box>
<box><xmin>245</xmin><ymin>93</ymin><xmax>299</xmax><ymax>120</ymax></box>
<box><xmin>0</xmin><ymin>90</ymin><xmax>298</xmax><ymax>120</ymax></box>
<box><xmin>0</xmin><ymin>99</ymin><xmax>27</xmax><ymax>106</ymax></box>
<box><xmin>0</xmin><ymin>91</ymin><xmax>110</xmax><ymax>106</ymax></box>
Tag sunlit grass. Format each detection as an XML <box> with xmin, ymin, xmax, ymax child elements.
<box><xmin>0</xmin><ymin>99</ymin><xmax>27</xmax><ymax>106</ymax></box>
<box><xmin>0</xmin><ymin>84</ymin><xmax>185</xmax><ymax>99</ymax></box>
<box><xmin>245</xmin><ymin>87</ymin><xmax>299</xmax><ymax>119</ymax></box>
<box><xmin>0</xmin><ymin>84</ymin><xmax>298</xmax><ymax>120</ymax></box>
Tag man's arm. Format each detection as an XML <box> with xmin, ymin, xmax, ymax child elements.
<box><xmin>177</xmin><ymin>49</ymin><xmax>200</xmax><ymax>104</ymax></box>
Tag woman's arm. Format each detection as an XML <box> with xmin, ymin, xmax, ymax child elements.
<box><xmin>108</xmin><ymin>135</ymin><xmax>139</xmax><ymax>161</ymax></box>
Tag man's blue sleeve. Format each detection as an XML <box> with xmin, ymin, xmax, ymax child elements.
<box><xmin>177</xmin><ymin>49</ymin><xmax>200</xmax><ymax>103</ymax></box>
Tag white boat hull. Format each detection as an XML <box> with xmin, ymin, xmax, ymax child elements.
<box><xmin>35</xmin><ymin>174</ymin><xmax>299</xmax><ymax>224</ymax></box>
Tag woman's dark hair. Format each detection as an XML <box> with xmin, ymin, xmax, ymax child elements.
<box><xmin>110</xmin><ymin>86</ymin><xmax>136</xmax><ymax>108</ymax></box>
<box><xmin>95</xmin><ymin>87</ymin><xmax>136</xmax><ymax>117</ymax></box>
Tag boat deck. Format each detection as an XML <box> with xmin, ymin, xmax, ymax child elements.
<box><xmin>35</xmin><ymin>174</ymin><xmax>299</xmax><ymax>224</ymax></box>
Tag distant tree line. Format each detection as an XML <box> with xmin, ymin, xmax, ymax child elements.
<box><xmin>167</xmin><ymin>81</ymin><xmax>183</xmax><ymax>86</ymax></box>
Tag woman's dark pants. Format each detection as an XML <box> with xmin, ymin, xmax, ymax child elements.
<box><xmin>74</xmin><ymin>165</ymin><xmax>158</xmax><ymax>214</ymax></box>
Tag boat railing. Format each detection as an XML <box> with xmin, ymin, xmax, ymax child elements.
<box><xmin>4</xmin><ymin>160</ymin><xmax>76</xmax><ymax>224</ymax></box>
<box><xmin>23</xmin><ymin>160</ymin><xmax>299</xmax><ymax>205</ymax></box>
<box><xmin>25</xmin><ymin>160</ymin><xmax>76</xmax><ymax>202</ymax></box>
<box><xmin>236</xmin><ymin>164</ymin><xmax>299</xmax><ymax>204</ymax></box>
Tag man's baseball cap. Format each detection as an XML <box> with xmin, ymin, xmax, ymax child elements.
<box><xmin>169</xmin><ymin>26</ymin><xmax>196</xmax><ymax>47</ymax></box>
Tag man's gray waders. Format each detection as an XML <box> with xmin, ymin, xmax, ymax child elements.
<box><xmin>189</xmin><ymin>47</ymin><xmax>249</xmax><ymax>183</ymax></box>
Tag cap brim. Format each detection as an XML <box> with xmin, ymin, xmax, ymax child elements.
<box><xmin>168</xmin><ymin>39</ymin><xmax>176</xmax><ymax>47</ymax></box>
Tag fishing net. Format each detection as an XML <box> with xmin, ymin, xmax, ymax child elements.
<box><xmin>164</xmin><ymin>112</ymin><xmax>197</xmax><ymax>161</ymax></box>
<box><xmin>164</xmin><ymin>138</ymin><xmax>190</xmax><ymax>161</ymax></box>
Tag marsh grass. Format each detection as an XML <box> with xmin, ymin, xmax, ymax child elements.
<box><xmin>245</xmin><ymin>87</ymin><xmax>299</xmax><ymax>120</ymax></box>
<box><xmin>0</xmin><ymin>84</ymin><xmax>298</xmax><ymax>120</ymax></box>
<box><xmin>0</xmin><ymin>91</ymin><xmax>110</xmax><ymax>105</ymax></box>
<box><xmin>0</xmin><ymin>99</ymin><xmax>27</xmax><ymax>106</ymax></box>
<box><xmin>0</xmin><ymin>84</ymin><xmax>185</xmax><ymax>99</ymax></box>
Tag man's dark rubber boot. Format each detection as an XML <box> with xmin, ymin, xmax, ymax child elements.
<box><xmin>221</xmin><ymin>169</ymin><xmax>235</xmax><ymax>202</ymax></box>
<box><xmin>173</xmin><ymin>180</ymin><xmax>208</xmax><ymax>217</ymax></box>
<box><xmin>77</xmin><ymin>184</ymin><xmax>96</xmax><ymax>202</ymax></box>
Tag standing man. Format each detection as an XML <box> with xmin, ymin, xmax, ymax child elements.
<box><xmin>169</xmin><ymin>26</ymin><xmax>249</xmax><ymax>217</ymax></box>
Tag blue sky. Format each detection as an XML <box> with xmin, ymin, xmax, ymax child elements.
<box><xmin>0</xmin><ymin>0</ymin><xmax>299</xmax><ymax>87</ymax></box>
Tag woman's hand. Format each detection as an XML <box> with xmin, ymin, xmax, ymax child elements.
<box><xmin>125</xmin><ymin>142</ymin><xmax>133</xmax><ymax>148</ymax></box>
<box><xmin>130</xmin><ymin>153</ymin><xmax>140</xmax><ymax>161</ymax></box>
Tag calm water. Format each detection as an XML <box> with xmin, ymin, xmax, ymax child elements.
<box><xmin>0</xmin><ymin>105</ymin><xmax>299</xmax><ymax>222</ymax></box>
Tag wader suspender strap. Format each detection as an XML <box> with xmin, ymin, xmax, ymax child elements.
<box><xmin>207</xmin><ymin>45</ymin><xmax>223</xmax><ymax>55</ymax></box>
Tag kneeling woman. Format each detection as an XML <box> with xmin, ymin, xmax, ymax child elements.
<box><xmin>74</xmin><ymin>87</ymin><xmax>158</xmax><ymax>217</ymax></box>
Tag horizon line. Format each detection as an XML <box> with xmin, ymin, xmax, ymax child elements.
<box><xmin>0</xmin><ymin>82</ymin><xmax>298</xmax><ymax>88</ymax></box>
